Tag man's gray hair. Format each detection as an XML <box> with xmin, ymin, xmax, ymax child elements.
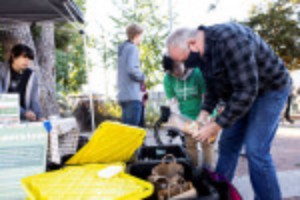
<box><xmin>166</xmin><ymin>28</ymin><xmax>198</xmax><ymax>50</ymax></box>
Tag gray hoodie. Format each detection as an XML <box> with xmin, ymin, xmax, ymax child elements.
<box><xmin>117</xmin><ymin>41</ymin><xmax>145</xmax><ymax>102</ymax></box>
<box><xmin>0</xmin><ymin>62</ymin><xmax>43</xmax><ymax>120</ymax></box>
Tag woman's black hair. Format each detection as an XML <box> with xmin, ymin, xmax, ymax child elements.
<box><xmin>9</xmin><ymin>44</ymin><xmax>34</xmax><ymax>64</ymax></box>
<box><xmin>162</xmin><ymin>55</ymin><xmax>174</xmax><ymax>72</ymax></box>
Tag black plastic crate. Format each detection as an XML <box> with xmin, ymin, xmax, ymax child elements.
<box><xmin>128</xmin><ymin>145</ymin><xmax>220</xmax><ymax>200</ymax></box>
<box><xmin>129</xmin><ymin>145</ymin><xmax>193</xmax><ymax>180</ymax></box>
<box><xmin>136</xmin><ymin>145</ymin><xmax>189</xmax><ymax>161</ymax></box>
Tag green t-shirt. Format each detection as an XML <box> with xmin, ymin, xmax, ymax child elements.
<box><xmin>164</xmin><ymin>68</ymin><xmax>206</xmax><ymax>120</ymax></box>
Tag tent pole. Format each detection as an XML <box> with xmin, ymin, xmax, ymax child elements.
<box><xmin>81</xmin><ymin>31</ymin><xmax>95</xmax><ymax>131</ymax></box>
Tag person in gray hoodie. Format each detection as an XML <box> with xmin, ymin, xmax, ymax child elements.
<box><xmin>117</xmin><ymin>24</ymin><xmax>145</xmax><ymax>126</ymax></box>
<box><xmin>0</xmin><ymin>44</ymin><xmax>44</xmax><ymax>121</ymax></box>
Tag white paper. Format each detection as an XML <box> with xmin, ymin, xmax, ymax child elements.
<box><xmin>97</xmin><ymin>166</ymin><xmax>123</xmax><ymax>179</ymax></box>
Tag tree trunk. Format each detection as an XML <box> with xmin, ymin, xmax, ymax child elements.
<box><xmin>1</xmin><ymin>23</ymin><xmax>37</xmax><ymax>68</ymax></box>
<box><xmin>35</xmin><ymin>22</ymin><xmax>59</xmax><ymax>117</ymax></box>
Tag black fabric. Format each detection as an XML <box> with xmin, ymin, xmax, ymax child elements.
<box><xmin>192</xmin><ymin>167</ymin><xmax>243</xmax><ymax>200</ymax></box>
<box><xmin>162</xmin><ymin>55</ymin><xmax>174</xmax><ymax>71</ymax></box>
<box><xmin>191</xmin><ymin>168</ymin><xmax>220</xmax><ymax>199</ymax></box>
<box><xmin>8</xmin><ymin>67</ymin><xmax>33</xmax><ymax>108</ymax></box>
<box><xmin>18</xmin><ymin>68</ymin><xmax>32</xmax><ymax>108</ymax></box>
<box><xmin>184</xmin><ymin>51</ymin><xmax>204</xmax><ymax>69</ymax></box>
<box><xmin>8</xmin><ymin>68</ymin><xmax>22</xmax><ymax>93</ymax></box>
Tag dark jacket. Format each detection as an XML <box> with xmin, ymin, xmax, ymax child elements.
<box><xmin>0</xmin><ymin>62</ymin><xmax>43</xmax><ymax>120</ymax></box>
<box><xmin>197</xmin><ymin>23</ymin><xmax>291</xmax><ymax>128</ymax></box>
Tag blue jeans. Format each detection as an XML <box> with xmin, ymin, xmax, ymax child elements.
<box><xmin>120</xmin><ymin>101</ymin><xmax>142</xmax><ymax>126</ymax></box>
<box><xmin>216</xmin><ymin>86</ymin><xmax>290</xmax><ymax>200</ymax></box>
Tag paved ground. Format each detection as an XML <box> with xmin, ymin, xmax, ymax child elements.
<box><xmin>233</xmin><ymin>122</ymin><xmax>300</xmax><ymax>200</ymax></box>
<box><xmin>145</xmin><ymin>120</ymin><xmax>300</xmax><ymax>199</ymax></box>
<box><xmin>234</xmin><ymin>169</ymin><xmax>300</xmax><ymax>199</ymax></box>
<box><xmin>235</xmin><ymin>124</ymin><xmax>300</xmax><ymax>177</ymax></box>
<box><xmin>283</xmin><ymin>197</ymin><xmax>300</xmax><ymax>200</ymax></box>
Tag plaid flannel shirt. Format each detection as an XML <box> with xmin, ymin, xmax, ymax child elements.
<box><xmin>199</xmin><ymin>23</ymin><xmax>291</xmax><ymax>128</ymax></box>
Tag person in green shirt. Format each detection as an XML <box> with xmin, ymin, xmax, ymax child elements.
<box><xmin>163</xmin><ymin>55</ymin><xmax>214</xmax><ymax>167</ymax></box>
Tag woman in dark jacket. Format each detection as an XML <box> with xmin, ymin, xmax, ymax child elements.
<box><xmin>0</xmin><ymin>44</ymin><xmax>44</xmax><ymax>121</ymax></box>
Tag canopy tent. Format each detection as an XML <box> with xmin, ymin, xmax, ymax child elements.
<box><xmin>0</xmin><ymin>0</ymin><xmax>84</xmax><ymax>23</ymax></box>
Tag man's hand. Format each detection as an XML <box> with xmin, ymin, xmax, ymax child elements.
<box><xmin>197</xmin><ymin>110</ymin><xmax>210</xmax><ymax>126</ymax></box>
<box><xmin>193</xmin><ymin>121</ymin><xmax>222</xmax><ymax>144</ymax></box>
<box><xmin>25</xmin><ymin>111</ymin><xmax>37</xmax><ymax>121</ymax></box>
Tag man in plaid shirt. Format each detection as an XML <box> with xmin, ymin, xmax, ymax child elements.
<box><xmin>167</xmin><ymin>23</ymin><xmax>291</xmax><ymax>200</ymax></box>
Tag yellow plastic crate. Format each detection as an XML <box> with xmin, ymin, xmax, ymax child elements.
<box><xmin>66</xmin><ymin>121</ymin><xmax>146</xmax><ymax>165</ymax></box>
<box><xmin>22</xmin><ymin>164</ymin><xmax>154</xmax><ymax>200</ymax></box>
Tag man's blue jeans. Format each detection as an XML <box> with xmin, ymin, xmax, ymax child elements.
<box><xmin>216</xmin><ymin>86</ymin><xmax>290</xmax><ymax>200</ymax></box>
<box><xmin>120</xmin><ymin>100</ymin><xmax>142</xmax><ymax>126</ymax></box>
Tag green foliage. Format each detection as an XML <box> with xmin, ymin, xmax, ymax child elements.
<box><xmin>55</xmin><ymin>0</ymin><xmax>88</xmax><ymax>94</ymax></box>
<box><xmin>244</xmin><ymin>0</ymin><xmax>300</xmax><ymax>70</ymax></box>
<box><xmin>55</xmin><ymin>26</ymin><xmax>87</xmax><ymax>94</ymax></box>
<box><xmin>56</xmin><ymin>47</ymin><xmax>87</xmax><ymax>94</ymax></box>
<box><xmin>96</xmin><ymin>100</ymin><xmax>122</xmax><ymax>120</ymax></box>
<box><xmin>102</xmin><ymin>0</ymin><xmax>171</xmax><ymax>89</ymax></box>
